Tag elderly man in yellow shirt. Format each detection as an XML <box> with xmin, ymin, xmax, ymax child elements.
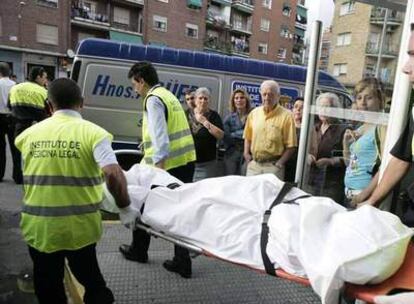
<box><xmin>243</xmin><ymin>80</ymin><xmax>297</xmax><ymax>180</ymax></box>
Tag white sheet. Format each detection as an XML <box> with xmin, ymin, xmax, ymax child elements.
<box><xmin>103</xmin><ymin>164</ymin><xmax>414</xmax><ymax>304</ymax></box>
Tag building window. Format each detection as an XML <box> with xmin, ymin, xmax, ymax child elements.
<box><xmin>186</xmin><ymin>23</ymin><xmax>198</xmax><ymax>39</ymax></box>
<box><xmin>113</xmin><ymin>7</ymin><xmax>130</xmax><ymax>25</ymax></box>
<box><xmin>333</xmin><ymin>63</ymin><xmax>347</xmax><ymax>76</ymax></box>
<box><xmin>36</xmin><ymin>24</ymin><xmax>58</xmax><ymax>45</ymax></box>
<box><xmin>277</xmin><ymin>48</ymin><xmax>287</xmax><ymax>59</ymax></box>
<box><xmin>37</xmin><ymin>0</ymin><xmax>58</xmax><ymax>8</ymax></box>
<box><xmin>260</xmin><ymin>18</ymin><xmax>270</xmax><ymax>32</ymax></box>
<box><xmin>282</xmin><ymin>4</ymin><xmax>291</xmax><ymax>17</ymax></box>
<box><xmin>153</xmin><ymin>15</ymin><xmax>167</xmax><ymax>32</ymax></box>
<box><xmin>336</xmin><ymin>32</ymin><xmax>351</xmax><ymax>46</ymax></box>
<box><xmin>280</xmin><ymin>26</ymin><xmax>290</xmax><ymax>38</ymax></box>
<box><xmin>340</xmin><ymin>1</ymin><xmax>355</xmax><ymax>16</ymax></box>
<box><xmin>258</xmin><ymin>43</ymin><xmax>268</xmax><ymax>54</ymax></box>
<box><xmin>262</xmin><ymin>0</ymin><xmax>272</xmax><ymax>9</ymax></box>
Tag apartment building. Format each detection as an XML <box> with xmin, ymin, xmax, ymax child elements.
<box><xmin>70</xmin><ymin>0</ymin><xmax>144</xmax><ymax>50</ymax></box>
<box><xmin>205</xmin><ymin>0</ymin><xmax>307</xmax><ymax>63</ymax></box>
<box><xmin>328</xmin><ymin>0</ymin><xmax>404</xmax><ymax>91</ymax></box>
<box><xmin>0</xmin><ymin>0</ymin><xmax>71</xmax><ymax>81</ymax></box>
<box><xmin>0</xmin><ymin>0</ymin><xmax>308</xmax><ymax>81</ymax></box>
<box><xmin>144</xmin><ymin>0</ymin><xmax>206</xmax><ymax>49</ymax></box>
<box><xmin>292</xmin><ymin>0</ymin><xmax>307</xmax><ymax>65</ymax></box>
<box><xmin>319</xmin><ymin>27</ymin><xmax>332</xmax><ymax>72</ymax></box>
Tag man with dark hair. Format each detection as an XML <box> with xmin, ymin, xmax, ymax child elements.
<box><xmin>15</xmin><ymin>78</ymin><xmax>139</xmax><ymax>304</ymax></box>
<box><xmin>120</xmin><ymin>61</ymin><xmax>197</xmax><ymax>278</ymax></box>
<box><xmin>0</xmin><ymin>62</ymin><xmax>18</xmax><ymax>183</ymax></box>
<box><xmin>9</xmin><ymin>66</ymin><xmax>49</xmax><ymax>183</ymax></box>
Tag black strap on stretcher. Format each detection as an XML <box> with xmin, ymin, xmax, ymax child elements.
<box><xmin>260</xmin><ymin>183</ymin><xmax>310</xmax><ymax>276</ymax></box>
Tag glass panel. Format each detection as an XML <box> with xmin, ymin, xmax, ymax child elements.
<box><xmin>297</xmin><ymin>2</ymin><xmax>405</xmax><ymax>210</ymax></box>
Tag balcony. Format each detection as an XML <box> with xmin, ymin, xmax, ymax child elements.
<box><xmin>204</xmin><ymin>38</ymin><xmax>231</xmax><ymax>54</ymax></box>
<box><xmin>206</xmin><ymin>10</ymin><xmax>230</xmax><ymax>29</ymax></box>
<box><xmin>231</xmin><ymin>36</ymin><xmax>250</xmax><ymax>57</ymax></box>
<box><xmin>365</xmin><ymin>43</ymin><xmax>398</xmax><ymax>59</ymax></box>
<box><xmin>71</xmin><ymin>7</ymin><xmax>110</xmax><ymax>30</ymax></box>
<box><xmin>211</xmin><ymin>0</ymin><xmax>232</xmax><ymax>5</ymax></box>
<box><xmin>111</xmin><ymin>0</ymin><xmax>144</xmax><ymax>6</ymax></box>
<box><xmin>370</xmin><ymin>8</ymin><xmax>403</xmax><ymax>26</ymax></box>
<box><xmin>231</xmin><ymin>22</ymin><xmax>252</xmax><ymax>35</ymax></box>
<box><xmin>232</xmin><ymin>0</ymin><xmax>254</xmax><ymax>14</ymax></box>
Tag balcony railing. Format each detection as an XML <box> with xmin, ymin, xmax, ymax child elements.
<box><xmin>71</xmin><ymin>7</ymin><xmax>109</xmax><ymax>24</ymax></box>
<box><xmin>206</xmin><ymin>10</ymin><xmax>229</xmax><ymax>28</ymax></box>
<box><xmin>366</xmin><ymin>43</ymin><xmax>398</xmax><ymax>57</ymax></box>
<box><xmin>231</xmin><ymin>0</ymin><xmax>254</xmax><ymax>14</ymax></box>
<box><xmin>231</xmin><ymin>38</ymin><xmax>250</xmax><ymax>55</ymax></box>
<box><xmin>370</xmin><ymin>8</ymin><xmax>403</xmax><ymax>24</ymax></box>
<box><xmin>232</xmin><ymin>22</ymin><xmax>252</xmax><ymax>34</ymax></box>
<box><xmin>204</xmin><ymin>38</ymin><xmax>231</xmax><ymax>53</ymax></box>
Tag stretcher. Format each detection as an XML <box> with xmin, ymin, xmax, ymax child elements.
<box><xmin>112</xmin><ymin>150</ymin><xmax>414</xmax><ymax>304</ymax></box>
<box><xmin>135</xmin><ymin>220</ymin><xmax>414</xmax><ymax>304</ymax></box>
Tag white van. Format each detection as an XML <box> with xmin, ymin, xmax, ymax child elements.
<box><xmin>71</xmin><ymin>38</ymin><xmax>351</xmax><ymax>149</ymax></box>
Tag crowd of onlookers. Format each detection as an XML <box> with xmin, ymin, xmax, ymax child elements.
<box><xmin>182</xmin><ymin>77</ymin><xmax>387</xmax><ymax>208</ymax></box>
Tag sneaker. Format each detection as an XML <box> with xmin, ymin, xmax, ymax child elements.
<box><xmin>119</xmin><ymin>244</ymin><xmax>148</xmax><ymax>263</ymax></box>
<box><xmin>162</xmin><ymin>259</ymin><xmax>191</xmax><ymax>279</ymax></box>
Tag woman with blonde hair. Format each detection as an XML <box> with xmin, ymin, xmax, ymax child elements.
<box><xmin>222</xmin><ymin>88</ymin><xmax>252</xmax><ymax>175</ymax></box>
<box><xmin>343</xmin><ymin>77</ymin><xmax>387</xmax><ymax>206</ymax></box>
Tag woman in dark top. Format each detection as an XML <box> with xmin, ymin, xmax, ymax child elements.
<box><xmin>306</xmin><ymin>93</ymin><xmax>347</xmax><ymax>204</ymax></box>
<box><xmin>222</xmin><ymin>88</ymin><xmax>251</xmax><ymax>175</ymax></box>
<box><xmin>188</xmin><ymin>87</ymin><xmax>224</xmax><ymax>182</ymax></box>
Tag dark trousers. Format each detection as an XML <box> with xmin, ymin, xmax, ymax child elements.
<box><xmin>28</xmin><ymin>244</ymin><xmax>114</xmax><ymax>304</ymax></box>
<box><xmin>0</xmin><ymin>113</ymin><xmax>20</xmax><ymax>181</ymax></box>
<box><xmin>132</xmin><ymin>161</ymin><xmax>195</xmax><ymax>265</ymax></box>
<box><xmin>12</xmin><ymin>119</ymin><xmax>33</xmax><ymax>183</ymax></box>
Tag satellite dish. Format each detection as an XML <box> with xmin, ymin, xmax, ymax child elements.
<box><xmin>67</xmin><ymin>49</ymin><xmax>75</xmax><ymax>58</ymax></box>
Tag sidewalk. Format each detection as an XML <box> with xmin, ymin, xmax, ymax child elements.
<box><xmin>97</xmin><ymin>223</ymin><xmax>320</xmax><ymax>303</ymax></box>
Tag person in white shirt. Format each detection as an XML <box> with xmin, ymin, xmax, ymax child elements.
<box><xmin>0</xmin><ymin>62</ymin><xmax>18</xmax><ymax>183</ymax></box>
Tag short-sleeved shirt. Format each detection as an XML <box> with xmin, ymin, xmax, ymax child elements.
<box><xmin>390</xmin><ymin>114</ymin><xmax>414</xmax><ymax>162</ymax></box>
<box><xmin>189</xmin><ymin>110</ymin><xmax>223</xmax><ymax>163</ymax></box>
<box><xmin>243</xmin><ymin>105</ymin><xmax>297</xmax><ymax>160</ymax></box>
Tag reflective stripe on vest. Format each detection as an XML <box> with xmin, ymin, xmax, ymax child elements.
<box><xmin>142</xmin><ymin>86</ymin><xmax>196</xmax><ymax>170</ymax></box>
<box><xmin>142</xmin><ymin>129</ymin><xmax>192</xmax><ymax>149</ymax></box>
<box><xmin>9</xmin><ymin>82</ymin><xmax>47</xmax><ymax>109</ymax></box>
<box><xmin>144</xmin><ymin>142</ymin><xmax>195</xmax><ymax>164</ymax></box>
<box><xmin>22</xmin><ymin>202</ymin><xmax>102</xmax><ymax>217</ymax></box>
<box><xmin>24</xmin><ymin>175</ymin><xmax>103</xmax><ymax>186</ymax></box>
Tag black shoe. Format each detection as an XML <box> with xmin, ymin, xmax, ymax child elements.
<box><xmin>162</xmin><ymin>259</ymin><xmax>191</xmax><ymax>279</ymax></box>
<box><xmin>119</xmin><ymin>244</ymin><xmax>148</xmax><ymax>263</ymax></box>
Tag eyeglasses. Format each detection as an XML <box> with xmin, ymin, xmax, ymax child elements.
<box><xmin>186</xmin><ymin>97</ymin><xmax>195</xmax><ymax>101</ymax></box>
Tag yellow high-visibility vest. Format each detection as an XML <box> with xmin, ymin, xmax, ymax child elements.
<box><xmin>141</xmin><ymin>86</ymin><xmax>196</xmax><ymax>170</ymax></box>
<box><xmin>15</xmin><ymin>112</ymin><xmax>112</xmax><ymax>253</ymax></box>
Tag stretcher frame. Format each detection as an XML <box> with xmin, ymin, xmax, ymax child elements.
<box><xmin>115</xmin><ymin>150</ymin><xmax>414</xmax><ymax>303</ymax></box>
<box><xmin>137</xmin><ymin>222</ymin><xmax>414</xmax><ymax>304</ymax></box>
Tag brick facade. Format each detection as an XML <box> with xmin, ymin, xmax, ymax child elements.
<box><xmin>145</xmin><ymin>0</ymin><xmax>206</xmax><ymax>50</ymax></box>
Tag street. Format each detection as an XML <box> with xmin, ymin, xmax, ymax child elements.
<box><xmin>0</xmin><ymin>146</ymin><xmax>321</xmax><ymax>304</ymax></box>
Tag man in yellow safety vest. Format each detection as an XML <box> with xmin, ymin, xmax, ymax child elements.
<box><xmin>15</xmin><ymin>78</ymin><xmax>140</xmax><ymax>304</ymax></box>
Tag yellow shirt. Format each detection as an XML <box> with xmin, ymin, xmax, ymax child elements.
<box><xmin>244</xmin><ymin>105</ymin><xmax>297</xmax><ymax>160</ymax></box>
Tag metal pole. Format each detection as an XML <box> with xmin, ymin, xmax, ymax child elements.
<box><xmin>375</xmin><ymin>8</ymin><xmax>389</xmax><ymax>79</ymax></box>
<box><xmin>377</xmin><ymin>1</ymin><xmax>414</xmax><ymax>211</ymax></box>
<box><xmin>295</xmin><ymin>20</ymin><xmax>323</xmax><ymax>186</ymax></box>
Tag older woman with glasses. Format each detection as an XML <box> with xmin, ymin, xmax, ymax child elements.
<box><xmin>222</xmin><ymin>88</ymin><xmax>252</xmax><ymax>175</ymax></box>
<box><xmin>188</xmin><ymin>87</ymin><xmax>224</xmax><ymax>181</ymax></box>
